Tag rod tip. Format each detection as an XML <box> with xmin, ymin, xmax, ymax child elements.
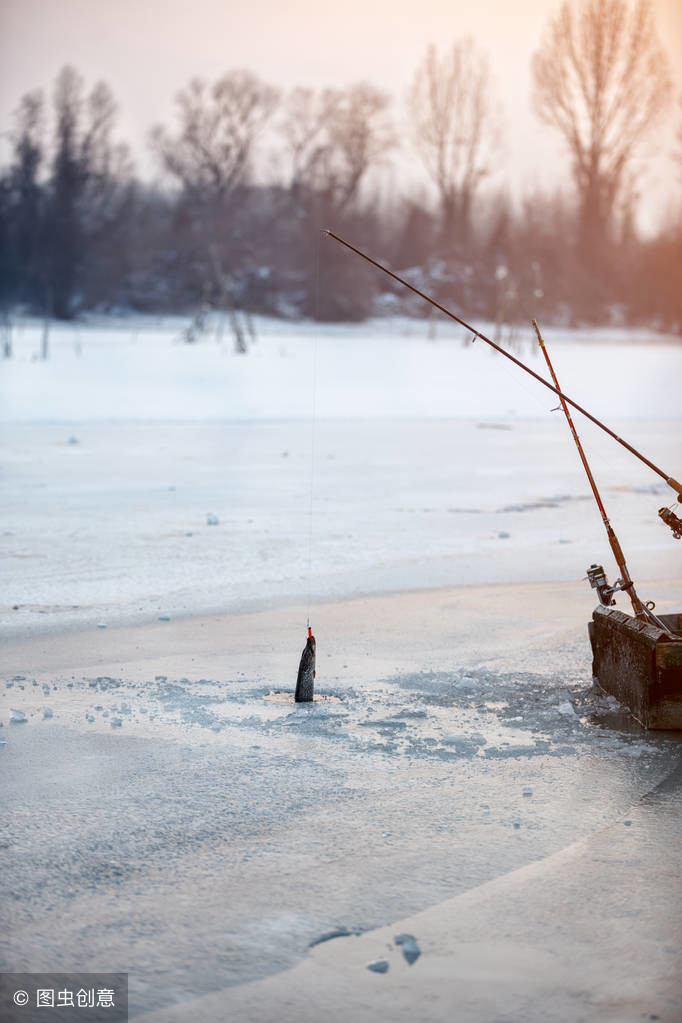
<box><xmin>531</xmin><ymin>319</ymin><xmax>543</xmax><ymax>343</ymax></box>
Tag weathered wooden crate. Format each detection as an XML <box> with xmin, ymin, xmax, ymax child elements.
<box><xmin>588</xmin><ymin>607</ymin><xmax>682</xmax><ymax>730</ymax></box>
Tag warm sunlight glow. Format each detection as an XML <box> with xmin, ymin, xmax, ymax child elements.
<box><xmin>1</xmin><ymin>0</ymin><xmax>680</xmax><ymax>228</ymax></box>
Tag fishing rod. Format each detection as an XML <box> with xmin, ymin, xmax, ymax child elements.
<box><xmin>531</xmin><ymin>319</ymin><xmax>676</xmax><ymax>635</ymax></box>
<box><xmin>323</xmin><ymin>230</ymin><xmax>682</xmax><ymax>504</ymax></box>
<box><xmin>535</xmin><ymin>321</ymin><xmax>642</xmax><ymax>613</ymax></box>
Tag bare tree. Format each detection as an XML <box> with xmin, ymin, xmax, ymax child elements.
<box><xmin>46</xmin><ymin>66</ymin><xmax>133</xmax><ymax>319</ymax></box>
<box><xmin>532</xmin><ymin>0</ymin><xmax>672</xmax><ymax>253</ymax></box>
<box><xmin>80</xmin><ymin>82</ymin><xmax>133</xmax><ymax>222</ymax></box>
<box><xmin>274</xmin><ymin>82</ymin><xmax>395</xmax><ymax>320</ymax></box>
<box><xmin>6</xmin><ymin>90</ymin><xmax>45</xmax><ymax>309</ymax></box>
<box><xmin>152</xmin><ymin>71</ymin><xmax>279</xmax><ymax>202</ymax></box>
<box><xmin>10</xmin><ymin>91</ymin><xmax>44</xmax><ymax>190</ymax></box>
<box><xmin>49</xmin><ymin>66</ymin><xmax>84</xmax><ymax>319</ymax></box>
<box><xmin>327</xmin><ymin>83</ymin><xmax>395</xmax><ymax>211</ymax></box>
<box><xmin>408</xmin><ymin>40</ymin><xmax>500</xmax><ymax>246</ymax></box>
<box><xmin>279</xmin><ymin>86</ymin><xmax>341</xmax><ymax>194</ymax></box>
<box><xmin>151</xmin><ymin>71</ymin><xmax>279</xmax><ymax>350</ymax></box>
<box><xmin>279</xmin><ymin>82</ymin><xmax>394</xmax><ymax>212</ymax></box>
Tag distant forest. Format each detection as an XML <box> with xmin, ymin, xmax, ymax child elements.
<box><xmin>1</xmin><ymin>0</ymin><xmax>681</xmax><ymax>335</ymax></box>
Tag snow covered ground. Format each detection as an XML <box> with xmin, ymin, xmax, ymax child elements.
<box><xmin>1</xmin><ymin>315</ymin><xmax>680</xmax><ymax>637</ymax></box>
<box><xmin>2</xmin><ymin>314</ymin><xmax>681</xmax><ymax>424</ymax></box>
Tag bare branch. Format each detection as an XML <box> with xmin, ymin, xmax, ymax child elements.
<box><xmin>408</xmin><ymin>38</ymin><xmax>500</xmax><ymax>240</ymax></box>
<box><xmin>532</xmin><ymin>0</ymin><xmax>673</xmax><ymax>243</ymax></box>
<box><xmin>152</xmin><ymin>70</ymin><xmax>279</xmax><ymax>201</ymax></box>
<box><xmin>277</xmin><ymin>81</ymin><xmax>394</xmax><ymax>212</ymax></box>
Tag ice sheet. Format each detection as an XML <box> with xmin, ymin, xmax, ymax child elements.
<box><xmin>1</xmin><ymin>317</ymin><xmax>680</xmax><ymax>637</ymax></box>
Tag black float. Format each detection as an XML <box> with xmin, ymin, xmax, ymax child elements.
<box><xmin>295</xmin><ymin>627</ymin><xmax>316</xmax><ymax>702</ymax></box>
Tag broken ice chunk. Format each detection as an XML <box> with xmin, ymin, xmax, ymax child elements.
<box><xmin>394</xmin><ymin>934</ymin><xmax>421</xmax><ymax>965</ymax></box>
<box><xmin>557</xmin><ymin>701</ymin><xmax>577</xmax><ymax>718</ymax></box>
<box><xmin>441</xmin><ymin>733</ymin><xmax>485</xmax><ymax>754</ymax></box>
<box><xmin>10</xmin><ymin>709</ymin><xmax>27</xmax><ymax>724</ymax></box>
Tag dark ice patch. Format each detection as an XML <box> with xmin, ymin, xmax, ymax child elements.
<box><xmin>309</xmin><ymin>926</ymin><xmax>364</xmax><ymax>948</ymax></box>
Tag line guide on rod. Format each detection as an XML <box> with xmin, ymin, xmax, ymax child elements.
<box><xmin>323</xmin><ymin>229</ymin><xmax>682</xmax><ymax>501</ymax></box>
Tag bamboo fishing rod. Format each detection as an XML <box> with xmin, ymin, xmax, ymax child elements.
<box><xmin>532</xmin><ymin>319</ymin><xmax>646</xmax><ymax>620</ymax></box>
<box><xmin>532</xmin><ymin>320</ymin><xmax>678</xmax><ymax>635</ymax></box>
<box><xmin>324</xmin><ymin>230</ymin><xmax>682</xmax><ymax>501</ymax></box>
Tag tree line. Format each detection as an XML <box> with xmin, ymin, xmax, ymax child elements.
<box><xmin>1</xmin><ymin>0</ymin><xmax>680</xmax><ymax>338</ymax></box>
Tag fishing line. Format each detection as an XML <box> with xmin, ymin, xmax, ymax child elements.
<box><xmin>305</xmin><ymin>234</ymin><xmax>322</xmax><ymax>628</ymax></box>
<box><xmin>293</xmin><ymin>236</ymin><xmax>323</xmax><ymax>703</ymax></box>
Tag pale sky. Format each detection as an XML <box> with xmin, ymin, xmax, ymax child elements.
<box><xmin>1</xmin><ymin>0</ymin><xmax>681</xmax><ymax>230</ymax></box>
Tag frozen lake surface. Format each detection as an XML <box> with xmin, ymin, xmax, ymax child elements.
<box><xmin>2</xmin><ymin>592</ymin><xmax>680</xmax><ymax>1018</ymax></box>
<box><xmin>1</xmin><ymin>315</ymin><xmax>681</xmax><ymax>637</ymax></box>
<box><xmin>1</xmin><ymin>316</ymin><xmax>681</xmax><ymax>1019</ymax></box>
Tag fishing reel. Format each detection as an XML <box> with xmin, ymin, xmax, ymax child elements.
<box><xmin>659</xmin><ymin>506</ymin><xmax>682</xmax><ymax>540</ymax></box>
<box><xmin>585</xmin><ymin>564</ymin><xmax>633</xmax><ymax>607</ymax></box>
